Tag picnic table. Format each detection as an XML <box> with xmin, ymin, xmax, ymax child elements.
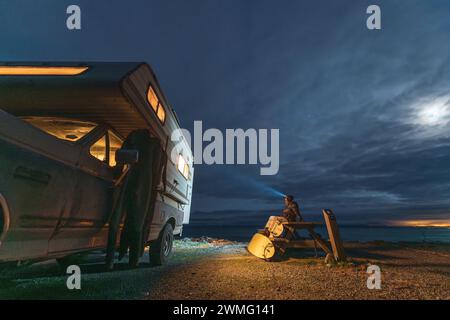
<box><xmin>250</xmin><ymin>209</ymin><xmax>346</xmax><ymax>262</ymax></box>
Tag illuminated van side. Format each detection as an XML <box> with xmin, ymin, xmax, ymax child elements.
<box><xmin>0</xmin><ymin>66</ymin><xmax>88</xmax><ymax>76</ymax></box>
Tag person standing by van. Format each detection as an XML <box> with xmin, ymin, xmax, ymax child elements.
<box><xmin>106</xmin><ymin>129</ymin><xmax>165</xmax><ymax>269</ymax></box>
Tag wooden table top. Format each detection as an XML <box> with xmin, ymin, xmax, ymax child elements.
<box><xmin>281</xmin><ymin>221</ymin><xmax>323</xmax><ymax>227</ymax></box>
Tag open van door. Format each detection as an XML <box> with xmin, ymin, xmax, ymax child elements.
<box><xmin>0</xmin><ymin>111</ymin><xmax>79</xmax><ymax>261</ymax></box>
<box><xmin>48</xmin><ymin>127</ymin><xmax>122</xmax><ymax>253</ymax></box>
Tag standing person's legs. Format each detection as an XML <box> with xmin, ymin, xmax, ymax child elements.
<box><xmin>105</xmin><ymin>209</ymin><xmax>123</xmax><ymax>270</ymax></box>
<box><xmin>105</xmin><ymin>185</ymin><xmax>127</xmax><ymax>270</ymax></box>
<box><xmin>124</xmin><ymin>181</ymin><xmax>153</xmax><ymax>268</ymax></box>
<box><xmin>127</xmin><ymin>202</ymin><xmax>142</xmax><ymax>268</ymax></box>
<box><xmin>120</xmin><ymin>194</ymin><xmax>145</xmax><ymax>268</ymax></box>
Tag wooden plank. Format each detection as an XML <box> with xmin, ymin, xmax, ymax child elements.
<box><xmin>272</xmin><ymin>238</ymin><xmax>290</xmax><ymax>243</ymax></box>
<box><xmin>281</xmin><ymin>222</ymin><xmax>323</xmax><ymax>230</ymax></box>
<box><xmin>322</xmin><ymin>209</ymin><xmax>346</xmax><ymax>261</ymax></box>
<box><xmin>282</xmin><ymin>221</ymin><xmax>323</xmax><ymax>226</ymax></box>
<box><xmin>307</xmin><ymin>229</ymin><xmax>333</xmax><ymax>257</ymax></box>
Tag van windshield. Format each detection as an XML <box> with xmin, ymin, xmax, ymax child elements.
<box><xmin>22</xmin><ymin>117</ymin><xmax>97</xmax><ymax>142</ymax></box>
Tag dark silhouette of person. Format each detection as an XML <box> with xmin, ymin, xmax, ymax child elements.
<box><xmin>282</xmin><ymin>195</ymin><xmax>303</xmax><ymax>222</ymax></box>
<box><xmin>106</xmin><ymin>129</ymin><xmax>165</xmax><ymax>269</ymax></box>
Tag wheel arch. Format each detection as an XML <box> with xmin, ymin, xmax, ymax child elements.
<box><xmin>0</xmin><ymin>193</ymin><xmax>11</xmax><ymax>244</ymax></box>
<box><xmin>166</xmin><ymin>217</ymin><xmax>176</xmax><ymax>230</ymax></box>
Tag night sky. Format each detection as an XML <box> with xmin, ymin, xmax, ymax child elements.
<box><xmin>1</xmin><ymin>0</ymin><xmax>450</xmax><ymax>226</ymax></box>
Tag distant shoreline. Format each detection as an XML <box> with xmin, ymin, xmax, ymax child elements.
<box><xmin>183</xmin><ymin>224</ymin><xmax>450</xmax><ymax>243</ymax></box>
<box><xmin>187</xmin><ymin>223</ymin><xmax>450</xmax><ymax>228</ymax></box>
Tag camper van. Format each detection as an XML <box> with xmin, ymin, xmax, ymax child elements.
<box><xmin>0</xmin><ymin>62</ymin><xmax>194</xmax><ymax>266</ymax></box>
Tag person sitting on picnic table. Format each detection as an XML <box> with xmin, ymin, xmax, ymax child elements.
<box><xmin>264</xmin><ymin>195</ymin><xmax>303</xmax><ymax>238</ymax></box>
<box><xmin>282</xmin><ymin>195</ymin><xmax>303</xmax><ymax>222</ymax></box>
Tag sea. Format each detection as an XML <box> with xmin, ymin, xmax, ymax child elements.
<box><xmin>183</xmin><ymin>224</ymin><xmax>450</xmax><ymax>243</ymax></box>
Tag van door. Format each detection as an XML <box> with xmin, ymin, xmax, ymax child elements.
<box><xmin>0</xmin><ymin>113</ymin><xmax>83</xmax><ymax>261</ymax></box>
<box><xmin>48</xmin><ymin>128</ymin><xmax>123</xmax><ymax>253</ymax></box>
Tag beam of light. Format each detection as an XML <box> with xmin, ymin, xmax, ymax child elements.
<box><xmin>245</xmin><ymin>178</ymin><xmax>285</xmax><ymax>198</ymax></box>
<box><xmin>0</xmin><ymin>66</ymin><xmax>88</xmax><ymax>76</ymax></box>
<box><xmin>263</xmin><ymin>186</ymin><xmax>286</xmax><ymax>198</ymax></box>
<box><xmin>226</xmin><ymin>170</ymin><xmax>285</xmax><ymax>199</ymax></box>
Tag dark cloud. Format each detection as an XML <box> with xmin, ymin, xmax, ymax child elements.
<box><xmin>1</xmin><ymin>0</ymin><xmax>450</xmax><ymax>224</ymax></box>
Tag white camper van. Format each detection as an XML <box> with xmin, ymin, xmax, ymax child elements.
<box><xmin>0</xmin><ymin>62</ymin><xmax>194</xmax><ymax>266</ymax></box>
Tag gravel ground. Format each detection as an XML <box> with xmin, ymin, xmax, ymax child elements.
<box><xmin>0</xmin><ymin>239</ymin><xmax>448</xmax><ymax>300</ymax></box>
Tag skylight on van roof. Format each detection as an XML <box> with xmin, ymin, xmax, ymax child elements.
<box><xmin>22</xmin><ymin>117</ymin><xmax>97</xmax><ymax>142</ymax></box>
<box><xmin>0</xmin><ymin>66</ymin><xmax>88</xmax><ymax>76</ymax></box>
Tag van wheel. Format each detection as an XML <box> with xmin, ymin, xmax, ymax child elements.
<box><xmin>149</xmin><ymin>223</ymin><xmax>174</xmax><ymax>266</ymax></box>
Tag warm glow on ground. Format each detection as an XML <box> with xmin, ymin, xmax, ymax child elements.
<box><xmin>389</xmin><ymin>219</ymin><xmax>450</xmax><ymax>227</ymax></box>
<box><xmin>0</xmin><ymin>66</ymin><xmax>88</xmax><ymax>76</ymax></box>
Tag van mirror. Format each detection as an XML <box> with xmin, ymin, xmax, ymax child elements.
<box><xmin>115</xmin><ymin>149</ymin><xmax>139</xmax><ymax>165</ymax></box>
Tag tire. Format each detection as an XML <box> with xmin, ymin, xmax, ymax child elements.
<box><xmin>149</xmin><ymin>223</ymin><xmax>174</xmax><ymax>266</ymax></box>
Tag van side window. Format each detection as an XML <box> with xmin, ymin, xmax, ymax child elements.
<box><xmin>146</xmin><ymin>85</ymin><xmax>166</xmax><ymax>124</ymax></box>
<box><xmin>147</xmin><ymin>87</ymin><xmax>159</xmax><ymax>112</ymax></box>
<box><xmin>108</xmin><ymin>131</ymin><xmax>123</xmax><ymax>167</ymax></box>
<box><xmin>90</xmin><ymin>135</ymin><xmax>107</xmax><ymax>163</ymax></box>
<box><xmin>157</xmin><ymin>103</ymin><xmax>166</xmax><ymax>123</ymax></box>
<box><xmin>177</xmin><ymin>154</ymin><xmax>190</xmax><ymax>180</ymax></box>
